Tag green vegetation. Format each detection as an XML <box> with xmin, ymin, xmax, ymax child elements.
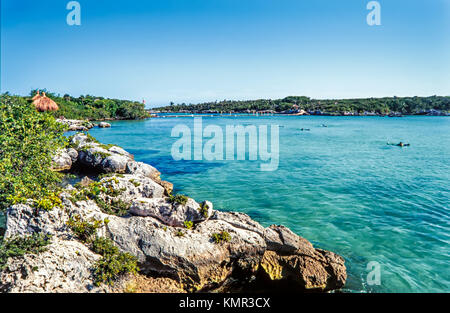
<box><xmin>199</xmin><ymin>203</ymin><xmax>209</xmax><ymax>218</ymax></box>
<box><xmin>168</xmin><ymin>194</ymin><xmax>189</xmax><ymax>206</ymax></box>
<box><xmin>0</xmin><ymin>95</ymin><xmax>66</xmax><ymax>211</ymax></box>
<box><xmin>71</xmin><ymin>181</ymin><xmax>107</xmax><ymax>202</ymax></box>
<box><xmin>0</xmin><ymin>233</ymin><xmax>52</xmax><ymax>270</ymax></box>
<box><xmin>30</xmin><ymin>90</ymin><xmax>150</xmax><ymax>120</ymax></box>
<box><xmin>98</xmin><ymin>143</ymin><xmax>117</xmax><ymax>150</ymax></box>
<box><xmin>175</xmin><ymin>230</ymin><xmax>185</xmax><ymax>237</ymax></box>
<box><xmin>129</xmin><ymin>179</ymin><xmax>141</xmax><ymax>187</ymax></box>
<box><xmin>98</xmin><ymin>173</ymin><xmax>124</xmax><ymax>180</ymax></box>
<box><xmin>97</xmin><ymin>198</ymin><xmax>131</xmax><ymax>217</ymax></box>
<box><xmin>0</xmin><ymin>224</ymin><xmax>5</xmax><ymax>239</ymax></box>
<box><xmin>156</xmin><ymin>96</ymin><xmax>450</xmax><ymax>115</ymax></box>
<box><xmin>92</xmin><ymin>151</ymin><xmax>112</xmax><ymax>158</ymax></box>
<box><xmin>92</xmin><ymin>236</ymin><xmax>139</xmax><ymax>287</ymax></box>
<box><xmin>66</xmin><ymin>215</ymin><xmax>138</xmax><ymax>287</ymax></box>
<box><xmin>67</xmin><ymin>218</ymin><xmax>139</xmax><ymax>286</ymax></box>
<box><xmin>183</xmin><ymin>221</ymin><xmax>194</xmax><ymax>230</ymax></box>
<box><xmin>211</xmin><ymin>231</ymin><xmax>231</xmax><ymax>244</ymax></box>
<box><xmin>69</xmin><ymin>181</ymin><xmax>129</xmax><ymax>217</ymax></box>
<box><xmin>36</xmin><ymin>193</ymin><xmax>63</xmax><ymax>211</ymax></box>
<box><xmin>98</xmin><ymin>173</ymin><xmax>116</xmax><ymax>180</ymax></box>
<box><xmin>66</xmin><ymin>215</ymin><xmax>106</xmax><ymax>243</ymax></box>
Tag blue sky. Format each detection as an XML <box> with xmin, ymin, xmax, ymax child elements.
<box><xmin>1</xmin><ymin>0</ymin><xmax>449</xmax><ymax>107</ymax></box>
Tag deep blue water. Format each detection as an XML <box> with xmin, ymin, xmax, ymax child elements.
<box><xmin>87</xmin><ymin>115</ymin><xmax>448</xmax><ymax>292</ymax></box>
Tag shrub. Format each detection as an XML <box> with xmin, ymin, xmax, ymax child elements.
<box><xmin>0</xmin><ymin>233</ymin><xmax>52</xmax><ymax>270</ymax></box>
<box><xmin>0</xmin><ymin>95</ymin><xmax>66</xmax><ymax>211</ymax></box>
<box><xmin>184</xmin><ymin>221</ymin><xmax>193</xmax><ymax>230</ymax></box>
<box><xmin>66</xmin><ymin>215</ymin><xmax>105</xmax><ymax>243</ymax></box>
<box><xmin>211</xmin><ymin>231</ymin><xmax>231</xmax><ymax>244</ymax></box>
<box><xmin>199</xmin><ymin>202</ymin><xmax>209</xmax><ymax>218</ymax></box>
<box><xmin>168</xmin><ymin>194</ymin><xmax>188</xmax><ymax>206</ymax></box>
<box><xmin>98</xmin><ymin>143</ymin><xmax>117</xmax><ymax>150</ymax></box>
<box><xmin>70</xmin><ymin>181</ymin><xmax>130</xmax><ymax>217</ymax></box>
<box><xmin>97</xmin><ymin>198</ymin><xmax>130</xmax><ymax>217</ymax></box>
<box><xmin>91</xmin><ymin>236</ymin><xmax>119</xmax><ymax>256</ymax></box>
<box><xmin>129</xmin><ymin>179</ymin><xmax>141</xmax><ymax>187</ymax></box>
<box><xmin>36</xmin><ymin>192</ymin><xmax>62</xmax><ymax>211</ymax></box>
<box><xmin>92</xmin><ymin>151</ymin><xmax>111</xmax><ymax>158</ymax></box>
<box><xmin>91</xmin><ymin>237</ymin><xmax>139</xmax><ymax>286</ymax></box>
<box><xmin>98</xmin><ymin>173</ymin><xmax>115</xmax><ymax>180</ymax></box>
<box><xmin>175</xmin><ymin>230</ymin><xmax>185</xmax><ymax>237</ymax></box>
<box><xmin>70</xmin><ymin>182</ymin><xmax>107</xmax><ymax>202</ymax></box>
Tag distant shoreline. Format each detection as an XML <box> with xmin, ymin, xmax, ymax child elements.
<box><xmin>153</xmin><ymin>95</ymin><xmax>450</xmax><ymax>117</ymax></box>
<box><xmin>150</xmin><ymin>112</ymin><xmax>449</xmax><ymax>118</ymax></box>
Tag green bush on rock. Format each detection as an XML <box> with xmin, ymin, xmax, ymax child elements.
<box><xmin>66</xmin><ymin>217</ymin><xmax>139</xmax><ymax>287</ymax></box>
<box><xmin>0</xmin><ymin>233</ymin><xmax>52</xmax><ymax>270</ymax></box>
<box><xmin>168</xmin><ymin>194</ymin><xmax>188</xmax><ymax>206</ymax></box>
<box><xmin>0</xmin><ymin>95</ymin><xmax>66</xmax><ymax>211</ymax></box>
<box><xmin>183</xmin><ymin>221</ymin><xmax>193</xmax><ymax>230</ymax></box>
<box><xmin>91</xmin><ymin>237</ymin><xmax>139</xmax><ymax>287</ymax></box>
<box><xmin>66</xmin><ymin>215</ymin><xmax>106</xmax><ymax>243</ymax></box>
<box><xmin>211</xmin><ymin>231</ymin><xmax>231</xmax><ymax>244</ymax></box>
<box><xmin>199</xmin><ymin>203</ymin><xmax>209</xmax><ymax>218</ymax></box>
<box><xmin>69</xmin><ymin>181</ymin><xmax>130</xmax><ymax>217</ymax></box>
<box><xmin>36</xmin><ymin>192</ymin><xmax>63</xmax><ymax>211</ymax></box>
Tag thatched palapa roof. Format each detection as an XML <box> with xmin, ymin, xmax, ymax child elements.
<box><xmin>33</xmin><ymin>91</ymin><xmax>59</xmax><ymax>112</ymax></box>
<box><xmin>32</xmin><ymin>90</ymin><xmax>41</xmax><ymax>101</ymax></box>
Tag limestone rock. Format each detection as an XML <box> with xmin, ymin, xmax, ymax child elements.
<box><xmin>4</xmin><ymin>204</ymin><xmax>69</xmax><ymax>239</ymax></box>
<box><xmin>111</xmin><ymin>273</ymin><xmax>185</xmax><ymax>293</ymax></box>
<box><xmin>265</xmin><ymin>225</ymin><xmax>312</xmax><ymax>254</ymax></box>
<box><xmin>68</xmin><ymin>125</ymin><xmax>88</xmax><ymax>131</ymax></box>
<box><xmin>259</xmin><ymin>249</ymin><xmax>346</xmax><ymax>291</ymax></box>
<box><xmin>129</xmin><ymin>197</ymin><xmax>212</xmax><ymax>227</ymax></box>
<box><xmin>79</xmin><ymin>176</ymin><xmax>94</xmax><ymax>187</ymax></box>
<box><xmin>104</xmin><ymin>214</ymin><xmax>265</xmax><ymax>290</ymax></box>
<box><xmin>98</xmin><ymin>122</ymin><xmax>111</xmax><ymax>128</ymax></box>
<box><xmin>159</xmin><ymin>180</ymin><xmax>174</xmax><ymax>195</ymax></box>
<box><xmin>126</xmin><ymin>161</ymin><xmax>160</xmax><ymax>180</ymax></box>
<box><xmin>70</xmin><ymin>133</ymin><xmax>90</xmax><ymax>147</ymax></box>
<box><xmin>100</xmin><ymin>174</ymin><xmax>165</xmax><ymax>201</ymax></box>
<box><xmin>0</xmin><ymin>237</ymin><xmax>102</xmax><ymax>293</ymax></box>
<box><xmin>51</xmin><ymin>149</ymin><xmax>72</xmax><ymax>172</ymax></box>
<box><xmin>67</xmin><ymin>148</ymin><xmax>79</xmax><ymax>163</ymax></box>
<box><xmin>108</xmin><ymin>146</ymin><xmax>133</xmax><ymax>158</ymax></box>
<box><xmin>57</xmin><ymin>119</ymin><xmax>94</xmax><ymax>131</ymax></box>
<box><xmin>100</xmin><ymin>154</ymin><xmax>129</xmax><ymax>173</ymax></box>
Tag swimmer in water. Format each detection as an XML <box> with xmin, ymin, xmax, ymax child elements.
<box><xmin>387</xmin><ymin>142</ymin><xmax>410</xmax><ymax>147</ymax></box>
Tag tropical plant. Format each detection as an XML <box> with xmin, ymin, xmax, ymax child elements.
<box><xmin>0</xmin><ymin>233</ymin><xmax>52</xmax><ymax>270</ymax></box>
<box><xmin>0</xmin><ymin>95</ymin><xmax>66</xmax><ymax>211</ymax></box>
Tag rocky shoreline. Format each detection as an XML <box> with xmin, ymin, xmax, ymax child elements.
<box><xmin>0</xmin><ymin>133</ymin><xmax>347</xmax><ymax>293</ymax></box>
<box><xmin>56</xmin><ymin>119</ymin><xmax>111</xmax><ymax>131</ymax></box>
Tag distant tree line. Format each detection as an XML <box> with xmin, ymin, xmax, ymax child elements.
<box><xmin>30</xmin><ymin>90</ymin><xmax>149</xmax><ymax>120</ymax></box>
<box><xmin>155</xmin><ymin>96</ymin><xmax>450</xmax><ymax>115</ymax></box>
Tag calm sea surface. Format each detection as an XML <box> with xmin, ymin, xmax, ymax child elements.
<box><xmin>87</xmin><ymin>116</ymin><xmax>447</xmax><ymax>292</ymax></box>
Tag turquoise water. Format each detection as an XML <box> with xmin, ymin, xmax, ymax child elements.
<box><xmin>88</xmin><ymin>116</ymin><xmax>450</xmax><ymax>293</ymax></box>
